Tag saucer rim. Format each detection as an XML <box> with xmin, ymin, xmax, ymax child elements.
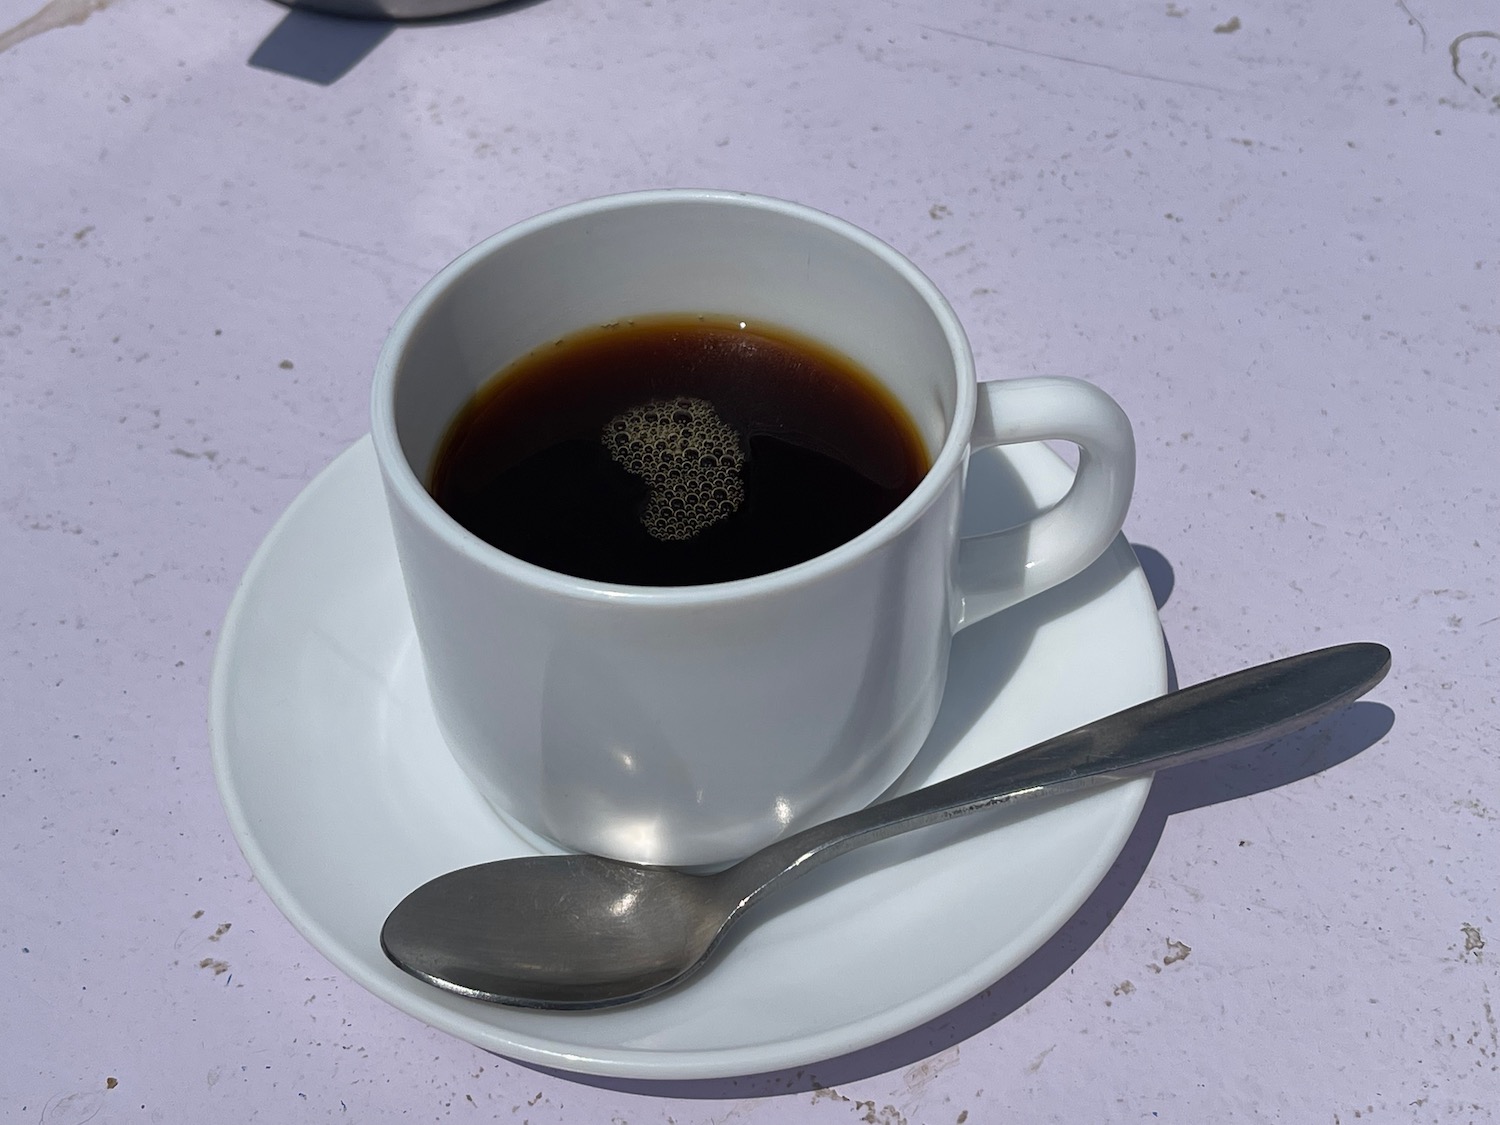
<box><xmin>210</xmin><ymin>435</ymin><xmax>1166</xmax><ymax>1080</ymax></box>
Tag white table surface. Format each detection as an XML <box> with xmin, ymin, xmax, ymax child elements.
<box><xmin>2</xmin><ymin>0</ymin><xmax>1496</xmax><ymax>1119</ymax></box>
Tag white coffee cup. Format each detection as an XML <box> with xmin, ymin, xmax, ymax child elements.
<box><xmin>371</xmin><ymin>190</ymin><xmax>1135</xmax><ymax>867</ymax></box>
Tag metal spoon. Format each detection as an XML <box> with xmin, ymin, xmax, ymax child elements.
<box><xmin>382</xmin><ymin>642</ymin><xmax>1390</xmax><ymax>1009</ymax></box>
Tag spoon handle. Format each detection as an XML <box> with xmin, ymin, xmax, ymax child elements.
<box><xmin>723</xmin><ymin>642</ymin><xmax>1390</xmax><ymax>909</ymax></box>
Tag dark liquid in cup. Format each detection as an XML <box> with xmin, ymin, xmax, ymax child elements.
<box><xmin>428</xmin><ymin>314</ymin><xmax>929</xmax><ymax>586</ymax></box>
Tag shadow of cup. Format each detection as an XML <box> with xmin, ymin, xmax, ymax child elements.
<box><xmin>249</xmin><ymin>0</ymin><xmax>546</xmax><ymax>84</ymax></box>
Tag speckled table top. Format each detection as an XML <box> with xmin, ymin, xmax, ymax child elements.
<box><xmin>2</xmin><ymin>0</ymin><xmax>1497</xmax><ymax>1120</ymax></box>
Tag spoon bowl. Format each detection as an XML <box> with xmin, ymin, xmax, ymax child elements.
<box><xmin>384</xmin><ymin>855</ymin><xmax>731</xmax><ymax>1007</ymax></box>
<box><xmin>383</xmin><ymin>642</ymin><xmax>1390</xmax><ymax>1009</ymax></box>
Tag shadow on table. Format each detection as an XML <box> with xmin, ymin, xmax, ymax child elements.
<box><xmin>248</xmin><ymin>0</ymin><xmax>547</xmax><ymax>85</ymax></box>
<box><xmin>537</xmin><ymin>542</ymin><xmax>1393</xmax><ymax>1098</ymax></box>
<box><xmin>1128</xmin><ymin>542</ymin><xmax>1175</xmax><ymax>613</ymax></box>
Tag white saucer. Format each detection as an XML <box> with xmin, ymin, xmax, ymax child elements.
<box><xmin>210</xmin><ymin>436</ymin><xmax>1166</xmax><ymax>1081</ymax></box>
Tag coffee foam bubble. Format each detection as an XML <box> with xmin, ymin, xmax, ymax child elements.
<box><xmin>603</xmin><ymin>397</ymin><xmax>745</xmax><ymax>541</ymax></box>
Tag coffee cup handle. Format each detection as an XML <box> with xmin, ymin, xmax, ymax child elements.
<box><xmin>955</xmin><ymin>376</ymin><xmax>1136</xmax><ymax>629</ymax></box>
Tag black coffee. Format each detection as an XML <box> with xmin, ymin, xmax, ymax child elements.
<box><xmin>429</xmin><ymin>314</ymin><xmax>929</xmax><ymax>586</ymax></box>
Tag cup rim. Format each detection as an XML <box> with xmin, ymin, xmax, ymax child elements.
<box><xmin>370</xmin><ymin>188</ymin><xmax>978</xmax><ymax>607</ymax></box>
